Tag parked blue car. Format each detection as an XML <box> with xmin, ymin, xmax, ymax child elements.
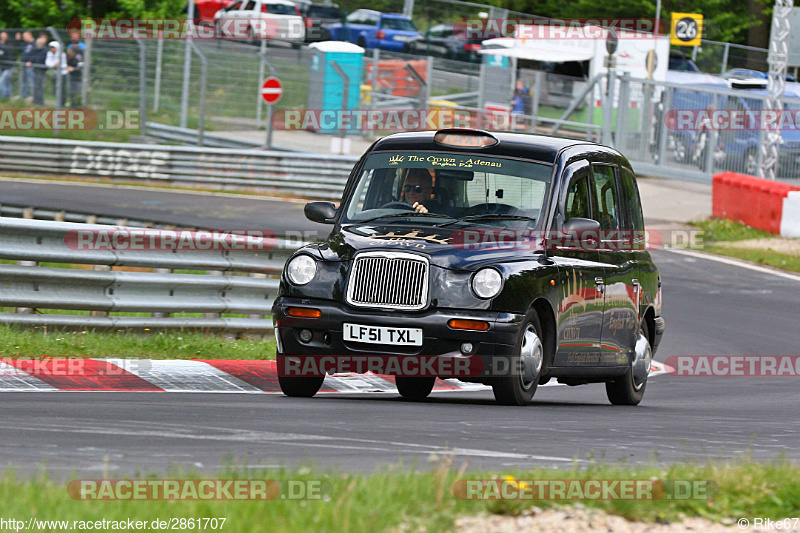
<box><xmin>666</xmin><ymin>85</ymin><xmax>800</xmax><ymax>176</ymax></box>
<box><xmin>325</xmin><ymin>9</ymin><xmax>419</xmax><ymax>51</ymax></box>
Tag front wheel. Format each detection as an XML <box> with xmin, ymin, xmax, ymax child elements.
<box><xmin>492</xmin><ymin>312</ymin><xmax>545</xmax><ymax>406</ymax></box>
<box><xmin>279</xmin><ymin>375</ymin><xmax>324</xmax><ymax>397</ymax></box>
<box><xmin>606</xmin><ymin>321</ymin><xmax>652</xmax><ymax>405</ymax></box>
<box><xmin>395</xmin><ymin>377</ymin><xmax>435</xmax><ymax>400</ymax></box>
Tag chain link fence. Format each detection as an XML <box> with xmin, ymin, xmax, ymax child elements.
<box><xmin>3</xmin><ymin>5</ymin><xmax>799</xmax><ymax>185</ymax></box>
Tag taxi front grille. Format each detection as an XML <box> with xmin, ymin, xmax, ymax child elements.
<box><xmin>346</xmin><ymin>252</ymin><xmax>428</xmax><ymax>310</ymax></box>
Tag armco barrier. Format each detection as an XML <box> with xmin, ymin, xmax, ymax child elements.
<box><xmin>0</xmin><ymin>136</ymin><xmax>356</xmax><ymax>200</ymax></box>
<box><xmin>0</xmin><ymin>217</ymin><xmax>305</xmax><ymax>332</ymax></box>
<box><xmin>712</xmin><ymin>172</ymin><xmax>800</xmax><ymax>237</ymax></box>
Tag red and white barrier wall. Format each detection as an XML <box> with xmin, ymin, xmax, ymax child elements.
<box><xmin>712</xmin><ymin>172</ymin><xmax>800</xmax><ymax>238</ymax></box>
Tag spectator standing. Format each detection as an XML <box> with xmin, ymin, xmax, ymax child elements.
<box><xmin>46</xmin><ymin>40</ymin><xmax>68</xmax><ymax>107</ymax></box>
<box><xmin>65</xmin><ymin>46</ymin><xmax>83</xmax><ymax>108</ymax></box>
<box><xmin>29</xmin><ymin>35</ymin><xmax>48</xmax><ymax>105</ymax></box>
<box><xmin>0</xmin><ymin>32</ymin><xmax>15</xmax><ymax>100</ymax></box>
<box><xmin>511</xmin><ymin>79</ymin><xmax>532</xmax><ymax>131</ymax></box>
<box><xmin>66</xmin><ymin>30</ymin><xmax>85</xmax><ymax>51</ymax></box>
<box><xmin>19</xmin><ymin>31</ymin><xmax>35</xmax><ymax>100</ymax></box>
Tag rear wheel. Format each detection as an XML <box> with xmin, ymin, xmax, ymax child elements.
<box><xmin>606</xmin><ymin>321</ymin><xmax>652</xmax><ymax>405</ymax></box>
<box><xmin>492</xmin><ymin>312</ymin><xmax>545</xmax><ymax>406</ymax></box>
<box><xmin>395</xmin><ymin>377</ymin><xmax>435</xmax><ymax>400</ymax></box>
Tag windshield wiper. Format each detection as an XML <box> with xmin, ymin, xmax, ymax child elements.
<box><xmin>436</xmin><ymin>214</ymin><xmax>537</xmax><ymax>227</ymax></box>
<box><xmin>356</xmin><ymin>212</ymin><xmax>456</xmax><ymax>224</ymax></box>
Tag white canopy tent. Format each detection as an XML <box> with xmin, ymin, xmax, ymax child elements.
<box><xmin>479</xmin><ymin>36</ymin><xmax>596</xmax><ymax>63</ymax></box>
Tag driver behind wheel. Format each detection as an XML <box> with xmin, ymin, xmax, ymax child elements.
<box><xmin>401</xmin><ymin>168</ymin><xmax>438</xmax><ymax>213</ymax></box>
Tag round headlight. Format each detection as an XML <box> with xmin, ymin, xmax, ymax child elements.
<box><xmin>472</xmin><ymin>268</ymin><xmax>503</xmax><ymax>299</ymax></box>
<box><xmin>287</xmin><ymin>255</ymin><xmax>317</xmax><ymax>285</ymax></box>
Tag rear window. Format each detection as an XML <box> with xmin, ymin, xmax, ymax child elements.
<box><xmin>380</xmin><ymin>18</ymin><xmax>416</xmax><ymax>31</ymax></box>
<box><xmin>264</xmin><ymin>3</ymin><xmax>297</xmax><ymax>14</ymax></box>
<box><xmin>308</xmin><ymin>5</ymin><xmax>342</xmax><ymax>17</ymax></box>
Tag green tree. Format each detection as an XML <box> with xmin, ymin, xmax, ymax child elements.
<box><xmin>0</xmin><ymin>0</ymin><xmax>186</xmax><ymax>29</ymax></box>
<box><xmin>485</xmin><ymin>0</ymin><xmax>772</xmax><ymax>46</ymax></box>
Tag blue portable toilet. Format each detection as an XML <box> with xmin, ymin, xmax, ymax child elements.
<box><xmin>307</xmin><ymin>41</ymin><xmax>365</xmax><ymax>133</ymax></box>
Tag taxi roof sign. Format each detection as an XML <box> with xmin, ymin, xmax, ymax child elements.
<box><xmin>434</xmin><ymin>129</ymin><xmax>498</xmax><ymax>148</ymax></box>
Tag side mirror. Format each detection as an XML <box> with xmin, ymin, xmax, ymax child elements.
<box><xmin>304</xmin><ymin>201</ymin><xmax>337</xmax><ymax>224</ymax></box>
<box><xmin>562</xmin><ymin>217</ymin><xmax>601</xmax><ymax>244</ymax></box>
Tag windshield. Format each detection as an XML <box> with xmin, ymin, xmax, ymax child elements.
<box><xmin>265</xmin><ymin>4</ymin><xmax>297</xmax><ymax>14</ymax></box>
<box><xmin>381</xmin><ymin>18</ymin><xmax>417</xmax><ymax>31</ymax></box>
<box><xmin>309</xmin><ymin>5</ymin><xmax>341</xmax><ymax>17</ymax></box>
<box><xmin>343</xmin><ymin>152</ymin><xmax>553</xmax><ymax>227</ymax></box>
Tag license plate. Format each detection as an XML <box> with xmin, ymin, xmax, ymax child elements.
<box><xmin>392</xmin><ymin>35</ymin><xmax>410</xmax><ymax>42</ymax></box>
<box><xmin>343</xmin><ymin>323</ymin><xmax>422</xmax><ymax>346</ymax></box>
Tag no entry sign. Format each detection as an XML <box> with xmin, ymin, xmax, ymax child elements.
<box><xmin>260</xmin><ymin>77</ymin><xmax>283</xmax><ymax>105</ymax></box>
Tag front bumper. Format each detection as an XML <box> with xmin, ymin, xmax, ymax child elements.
<box><xmin>272</xmin><ymin>296</ymin><xmax>524</xmax><ymax>379</ymax></box>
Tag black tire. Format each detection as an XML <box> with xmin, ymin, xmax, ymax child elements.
<box><xmin>278</xmin><ymin>375</ymin><xmax>324</xmax><ymax>398</ymax></box>
<box><xmin>492</xmin><ymin>311</ymin><xmax>546</xmax><ymax>406</ymax></box>
<box><xmin>357</xmin><ymin>37</ymin><xmax>366</xmax><ymax>50</ymax></box>
<box><xmin>606</xmin><ymin>320</ymin><xmax>651</xmax><ymax>406</ymax></box>
<box><xmin>395</xmin><ymin>377</ymin><xmax>435</xmax><ymax>400</ymax></box>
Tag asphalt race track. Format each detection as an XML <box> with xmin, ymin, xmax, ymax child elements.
<box><xmin>0</xmin><ymin>178</ymin><xmax>320</xmax><ymax>234</ymax></box>
<box><xmin>1</xmin><ymin>182</ymin><xmax>799</xmax><ymax>476</ymax></box>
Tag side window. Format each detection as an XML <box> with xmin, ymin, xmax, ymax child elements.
<box><xmin>591</xmin><ymin>164</ymin><xmax>620</xmax><ymax>231</ymax></box>
<box><xmin>229</xmin><ymin>1</ymin><xmax>244</xmax><ymax>10</ymax></box>
<box><xmin>244</xmin><ymin>0</ymin><xmax>256</xmax><ymax>11</ymax></box>
<box><xmin>463</xmin><ymin>172</ymin><xmax>545</xmax><ymax>211</ymax></box>
<box><xmin>346</xmin><ymin>11</ymin><xmax>362</xmax><ymax>23</ymax></box>
<box><xmin>619</xmin><ymin>168</ymin><xmax>644</xmax><ymax>232</ymax></box>
<box><xmin>564</xmin><ymin>169</ymin><xmax>592</xmax><ymax>222</ymax></box>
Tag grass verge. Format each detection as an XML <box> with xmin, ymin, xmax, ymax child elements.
<box><xmin>0</xmin><ymin>325</ymin><xmax>276</xmax><ymax>360</ymax></box>
<box><xmin>688</xmin><ymin>218</ymin><xmax>800</xmax><ymax>273</ymax></box>
<box><xmin>0</xmin><ymin>459</ymin><xmax>798</xmax><ymax>532</ymax></box>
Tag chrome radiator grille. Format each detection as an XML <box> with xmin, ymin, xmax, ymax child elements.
<box><xmin>346</xmin><ymin>252</ymin><xmax>429</xmax><ymax>310</ymax></box>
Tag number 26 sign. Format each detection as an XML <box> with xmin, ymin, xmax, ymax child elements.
<box><xmin>671</xmin><ymin>13</ymin><xmax>703</xmax><ymax>47</ymax></box>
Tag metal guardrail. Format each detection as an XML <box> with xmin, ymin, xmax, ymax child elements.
<box><xmin>0</xmin><ymin>217</ymin><xmax>304</xmax><ymax>332</ymax></box>
<box><xmin>0</xmin><ymin>204</ymin><xmax>173</xmax><ymax>228</ymax></box>
<box><xmin>0</xmin><ymin>136</ymin><xmax>357</xmax><ymax>200</ymax></box>
<box><xmin>145</xmin><ymin>123</ymin><xmax>264</xmax><ymax>150</ymax></box>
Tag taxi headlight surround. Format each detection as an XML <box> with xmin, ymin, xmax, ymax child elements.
<box><xmin>471</xmin><ymin>267</ymin><xmax>503</xmax><ymax>299</ymax></box>
<box><xmin>286</xmin><ymin>254</ymin><xmax>318</xmax><ymax>285</ymax></box>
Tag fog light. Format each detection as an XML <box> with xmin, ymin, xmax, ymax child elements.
<box><xmin>299</xmin><ymin>329</ymin><xmax>313</xmax><ymax>343</ymax></box>
<box><xmin>461</xmin><ymin>342</ymin><xmax>474</xmax><ymax>354</ymax></box>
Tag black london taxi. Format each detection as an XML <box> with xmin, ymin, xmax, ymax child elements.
<box><xmin>272</xmin><ymin>129</ymin><xmax>665</xmax><ymax>406</ymax></box>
